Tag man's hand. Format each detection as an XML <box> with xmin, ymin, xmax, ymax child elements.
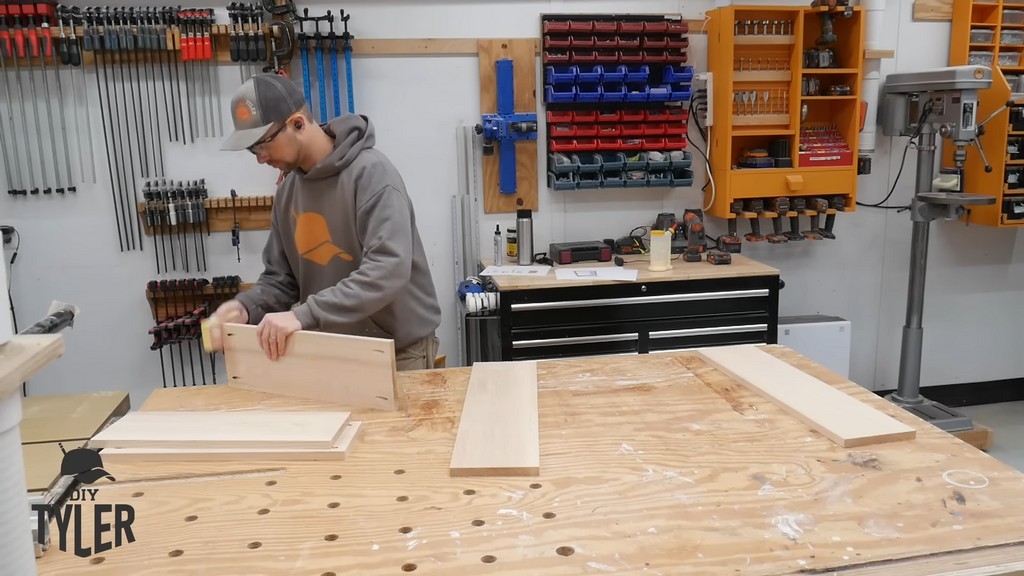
<box><xmin>256</xmin><ymin>311</ymin><xmax>302</xmax><ymax>361</ymax></box>
<box><xmin>203</xmin><ymin>300</ymin><xmax>249</xmax><ymax>352</ymax></box>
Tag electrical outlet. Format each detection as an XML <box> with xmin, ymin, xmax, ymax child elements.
<box><xmin>695</xmin><ymin>72</ymin><xmax>714</xmax><ymax>127</ymax></box>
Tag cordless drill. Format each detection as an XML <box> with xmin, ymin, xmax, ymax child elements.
<box><xmin>682</xmin><ymin>211</ymin><xmax>706</xmax><ymax>263</ymax></box>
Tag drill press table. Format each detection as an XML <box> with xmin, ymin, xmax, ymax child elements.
<box><xmin>35</xmin><ymin>347</ymin><xmax>1024</xmax><ymax>575</ymax></box>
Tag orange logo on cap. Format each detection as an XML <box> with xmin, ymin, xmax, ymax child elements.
<box><xmin>234</xmin><ymin>99</ymin><xmax>257</xmax><ymax>123</ymax></box>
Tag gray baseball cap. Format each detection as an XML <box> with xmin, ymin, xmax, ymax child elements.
<box><xmin>221</xmin><ymin>74</ymin><xmax>307</xmax><ymax>151</ymax></box>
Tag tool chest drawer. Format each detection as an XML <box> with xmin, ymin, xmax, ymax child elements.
<box><xmin>497</xmin><ymin>275</ymin><xmax>779</xmax><ymax>361</ymax></box>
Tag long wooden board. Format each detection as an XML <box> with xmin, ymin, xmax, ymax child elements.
<box><xmin>479</xmin><ymin>39</ymin><xmax>539</xmax><ymax>214</ymax></box>
<box><xmin>223</xmin><ymin>323</ymin><xmax>398</xmax><ymax>411</ymax></box>
<box><xmin>913</xmin><ymin>0</ymin><xmax>952</xmax><ymax>20</ymax></box>
<box><xmin>98</xmin><ymin>421</ymin><xmax>363</xmax><ymax>463</ymax></box>
<box><xmin>23</xmin><ymin>440</ymin><xmax>84</xmax><ymax>493</ymax></box>
<box><xmin>21</xmin><ymin>391</ymin><xmax>130</xmax><ymax>444</ymax></box>
<box><xmin>0</xmin><ymin>334</ymin><xmax>64</xmax><ymax>398</ymax></box>
<box><xmin>450</xmin><ymin>361</ymin><xmax>539</xmax><ymax>476</ymax></box>
<box><xmin>697</xmin><ymin>345</ymin><xmax>916</xmax><ymax>447</ymax></box>
<box><xmin>90</xmin><ymin>411</ymin><xmax>350</xmax><ymax>449</ymax></box>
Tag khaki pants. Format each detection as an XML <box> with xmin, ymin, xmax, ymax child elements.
<box><xmin>395</xmin><ymin>335</ymin><xmax>440</xmax><ymax>371</ymax></box>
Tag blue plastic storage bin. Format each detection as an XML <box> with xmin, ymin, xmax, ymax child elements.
<box><xmin>669</xmin><ymin>85</ymin><xmax>692</xmax><ymax>102</ymax></box>
<box><xmin>573</xmin><ymin>153</ymin><xmax>603</xmax><ymax>174</ymax></box>
<box><xmin>548</xmin><ymin>171</ymin><xmax>579</xmax><ymax>190</ymax></box>
<box><xmin>625</xmin><ymin>84</ymin><xmax>650</xmax><ymax>102</ymax></box>
<box><xmin>545</xmin><ymin>85</ymin><xmax>577</xmax><ymax>103</ymax></box>
<box><xmin>667</xmin><ymin>150</ymin><xmax>692</xmax><ymax>170</ymax></box>
<box><xmin>662</xmin><ymin>65</ymin><xmax>694</xmax><ymax>83</ymax></box>
<box><xmin>602</xmin><ymin>83</ymin><xmax>626</xmax><ymax>102</ymax></box>
<box><xmin>577</xmin><ymin>64</ymin><xmax>603</xmax><ymax>83</ymax></box>
<box><xmin>545</xmin><ymin>65</ymin><xmax>578</xmax><ymax>85</ymax></box>
<box><xmin>548</xmin><ymin>152</ymin><xmax>579</xmax><ymax>174</ymax></box>
<box><xmin>578</xmin><ymin>172</ymin><xmax>602</xmax><ymax>189</ymax></box>
<box><xmin>603</xmin><ymin>65</ymin><xmax>627</xmax><ymax>83</ymax></box>
<box><xmin>598</xmin><ymin>152</ymin><xmax>626</xmax><ymax>171</ymax></box>
<box><xmin>648</xmin><ymin>85</ymin><xmax>671</xmax><ymax>102</ymax></box>
<box><xmin>670</xmin><ymin>168</ymin><xmax>694</xmax><ymax>187</ymax></box>
<box><xmin>622</xmin><ymin>64</ymin><xmax>650</xmax><ymax>83</ymax></box>
<box><xmin>576</xmin><ymin>83</ymin><xmax>602</xmax><ymax>102</ymax></box>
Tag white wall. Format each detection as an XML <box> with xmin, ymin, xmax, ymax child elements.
<box><xmin>2</xmin><ymin>0</ymin><xmax>1022</xmax><ymax>408</ymax></box>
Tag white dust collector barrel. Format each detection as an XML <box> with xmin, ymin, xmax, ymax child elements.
<box><xmin>0</xmin><ymin>388</ymin><xmax>38</xmax><ymax>575</ymax></box>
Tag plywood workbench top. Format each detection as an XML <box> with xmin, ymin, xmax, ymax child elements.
<box><xmin>35</xmin><ymin>347</ymin><xmax>1024</xmax><ymax>575</ymax></box>
<box><xmin>484</xmin><ymin>254</ymin><xmax>780</xmax><ymax>290</ymax></box>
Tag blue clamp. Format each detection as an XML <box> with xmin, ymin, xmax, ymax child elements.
<box><xmin>476</xmin><ymin>59</ymin><xmax>538</xmax><ymax>195</ymax></box>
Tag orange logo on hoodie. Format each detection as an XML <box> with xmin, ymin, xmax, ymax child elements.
<box><xmin>293</xmin><ymin>210</ymin><xmax>353</xmax><ymax>265</ymax></box>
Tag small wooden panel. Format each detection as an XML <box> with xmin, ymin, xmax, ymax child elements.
<box><xmin>450</xmin><ymin>361</ymin><xmax>539</xmax><ymax>477</ymax></box>
<box><xmin>865</xmin><ymin>49</ymin><xmax>896</xmax><ymax>59</ymax></box>
<box><xmin>98</xmin><ymin>421</ymin><xmax>363</xmax><ymax>463</ymax></box>
<box><xmin>23</xmin><ymin>440</ymin><xmax>85</xmax><ymax>493</ymax></box>
<box><xmin>914</xmin><ymin>0</ymin><xmax>953</xmax><ymax>21</ymax></box>
<box><xmin>0</xmin><ymin>335</ymin><xmax>64</xmax><ymax>398</ymax></box>
<box><xmin>223</xmin><ymin>323</ymin><xmax>398</xmax><ymax>412</ymax></box>
<box><xmin>734</xmin><ymin>35</ymin><xmax>796</xmax><ymax>45</ymax></box>
<box><xmin>136</xmin><ymin>195</ymin><xmax>274</xmax><ymax>237</ymax></box>
<box><xmin>90</xmin><ymin>411</ymin><xmax>350</xmax><ymax>449</ymax></box>
<box><xmin>953</xmin><ymin>422</ymin><xmax>995</xmax><ymax>452</ymax></box>
<box><xmin>733</xmin><ymin>113</ymin><xmax>791</xmax><ymax>126</ymax></box>
<box><xmin>353</xmin><ymin>38</ymin><xmax>483</xmax><ymax>55</ymax></box>
<box><xmin>697</xmin><ymin>345</ymin><xmax>916</xmax><ymax>447</ymax></box>
<box><xmin>479</xmin><ymin>39</ymin><xmax>539</xmax><ymax>214</ymax></box>
<box><xmin>21</xmin><ymin>391</ymin><xmax>130</xmax><ymax>445</ymax></box>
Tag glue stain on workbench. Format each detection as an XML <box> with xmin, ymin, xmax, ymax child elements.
<box><xmin>770</xmin><ymin>511</ymin><xmax>815</xmax><ymax>541</ymax></box>
<box><xmin>942</xmin><ymin>470</ymin><xmax>990</xmax><ymax>489</ymax></box>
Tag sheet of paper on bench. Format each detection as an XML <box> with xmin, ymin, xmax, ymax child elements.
<box><xmin>98</xmin><ymin>421</ymin><xmax>363</xmax><ymax>463</ymax></box>
<box><xmin>480</xmin><ymin>264</ymin><xmax>551</xmax><ymax>276</ymax></box>
<box><xmin>554</xmin><ymin>267</ymin><xmax>638</xmax><ymax>281</ymax></box>
<box><xmin>90</xmin><ymin>411</ymin><xmax>350</xmax><ymax>449</ymax></box>
<box><xmin>450</xmin><ymin>361</ymin><xmax>539</xmax><ymax>477</ymax></box>
<box><xmin>696</xmin><ymin>345</ymin><xmax>916</xmax><ymax>448</ymax></box>
<box><xmin>223</xmin><ymin>323</ymin><xmax>398</xmax><ymax>411</ymax></box>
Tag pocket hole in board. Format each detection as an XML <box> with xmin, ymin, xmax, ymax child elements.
<box><xmin>265</xmin><ymin>480</ymin><xmax>277</xmax><ymax>486</ymax></box>
<box><xmin>327</xmin><ymin>502</ymin><xmax>340</xmax><ymax>509</ymax></box>
<box><xmin>394</xmin><ymin>469</ymin><xmax>406</xmax><ymax>475</ymax></box>
<box><xmin>471</xmin><ymin>519</ymin><xmax>485</xmax><ymax>527</ymax></box>
<box><xmin>169</xmin><ymin>550</ymin><xmax>184</xmax><ymax>558</ymax></box>
<box><xmin>396</xmin><ymin>495</ymin><xmax>409</xmax><ymax>502</ymax></box>
<box><xmin>257</xmin><ymin>509</ymin><xmax>270</xmax><ymax>515</ymax></box>
<box><xmin>330</xmin><ymin>475</ymin><xmax>342</xmax><ymax>480</ymax></box>
<box><xmin>247</xmin><ymin>542</ymin><xmax>262</xmax><ymax>549</ymax></box>
<box><xmin>401</xmin><ymin>563</ymin><xmax>417</xmax><ymax>572</ymax></box>
<box><xmin>463</xmin><ymin>489</ymin><xmax>476</xmax><ymax>496</ymax></box>
<box><xmin>131</xmin><ymin>492</ymin><xmax>144</xmax><ymax>498</ymax></box>
<box><xmin>324</xmin><ymin>534</ymin><xmax>339</xmax><ymax>542</ymax></box>
<box><xmin>322</xmin><ymin>573</ymin><xmax>336</xmax><ymax>576</ymax></box>
<box><xmin>89</xmin><ymin>557</ymin><xmax>105</xmax><ymax>565</ymax></box>
<box><xmin>398</xmin><ymin>526</ymin><xmax>413</xmax><ymax>534</ymax></box>
<box><xmin>556</xmin><ymin>546</ymin><xmax>574</xmax><ymax>556</ymax></box>
<box><xmin>184</xmin><ymin>515</ymin><xmax>198</xmax><ymax>522</ymax></box>
<box><xmin>481</xmin><ymin>555</ymin><xmax>497</xmax><ymax>563</ymax></box>
<box><xmin>529</xmin><ymin>483</ymin><xmax>542</xmax><ymax>489</ymax></box>
<box><xmin>543</xmin><ymin>512</ymin><xmax>557</xmax><ymax>519</ymax></box>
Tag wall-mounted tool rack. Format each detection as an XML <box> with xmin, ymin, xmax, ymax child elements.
<box><xmin>706</xmin><ymin>5</ymin><xmax>864</xmax><ymax>242</ymax></box>
<box><xmin>948</xmin><ymin>0</ymin><xmax>1024</xmax><ymax>226</ymax></box>
<box><xmin>541</xmin><ymin>14</ymin><xmax>695</xmax><ymax>190</ymax></box>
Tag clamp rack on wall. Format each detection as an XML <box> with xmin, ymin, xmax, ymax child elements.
<box><xmin>542</xmin><ymin>14</ymin><xmax>695</xmax><ymax>191</ymax></box>
<box><xmin>137</xmin><ymin>194</ymin><xmax>273</xmax><ymax>236</ymax></box>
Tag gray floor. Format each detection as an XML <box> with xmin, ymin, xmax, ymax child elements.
<box><xmin>959</xmin><ymin>401</ymin><xmax>1024</xmax><ymax>471</ymax></box>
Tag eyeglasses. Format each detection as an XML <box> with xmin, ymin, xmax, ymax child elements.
<box><xmin>247</xmin><ymin>123</ymin><xmax>286</xmax><ymax>155</ymax></box>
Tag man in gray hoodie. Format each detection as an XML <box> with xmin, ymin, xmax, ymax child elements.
<box><xmin>210</xmin><ymin>73</ymin><xmax>442</xmax><ymax>371</ymax></box>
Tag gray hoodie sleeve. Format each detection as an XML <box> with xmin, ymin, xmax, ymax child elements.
<box><xmin>290</xmin><ymin>184</ymin><xmax>412</xmax><ymax>329</ymax></box>
<box><xmin>234</xmin><ymin>212</ymin><xmax>300</xmax><ymax>324</ymax></box>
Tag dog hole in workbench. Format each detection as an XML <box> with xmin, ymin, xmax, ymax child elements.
<box><xmin>168</xmin><ymin>550</ymin><xmax>184</xmax><ymax>558</ymax></box>
<box><xmin>184</xmin><ymin>515</ymin><xmax>198</xmax><ymax>522</ymax></box>
<box><xmin>401</xmin><ymin>563</ymin><xmax>418</xmax><ymax>572</ymax></box>
<box><xmin>322</xmin><ymin>572</ymin><xmax>337</xmax><ymax>576</ymax></box>
<box><xmin>471</xmin><ymin>519</ymin><xmax>485</xmax><ymax>527</ymax></box>
<box><xmin>529</xmin><ymin>483</ymin><xmax>542</xmax><ymax>489</ymax></box>
<box><xmin>394</xmin><ymin>469</ymin><xmax>406</xmax><ymax>475</ymax></box>
<box><xmin>265</xmin><ymin>480</ymin><xmax>277</xmax><ymax>486</ymax></box>
<box><xmin>257</xmin><ymin>508</ymin><xmax>270</xmax><ymax>515</ymax></box>
<box><xmin>324</xmin><ymin>534</ymin><xmax>339</xmax><ymax>542</ymax></box>
<box><xmin>543</xmin><ymin>512</ymin><xmax>557</xmax><ymax>519</ymax></box>
<box><xmin>556</xmin><ymin>546</ymin><xmax>575</xmax><ymax>557</ymax></box>
<box><xmin>89</xmin><ymin>557</ymin><xmax>105</xmax><ymax>565</ymax></box>
<box><xmin>463</xmin><ymin>489</ymin><xmax>476</xmax><ymax>496</ymax></box>
<box><xmin>131</xmin><ymin>492</ymin><xmax>144</xmax><ymax>498</ymax></box>
<box><xmin>247</xmin><ymin>542</ymin><xmax>262</xmax><ymax>549</ymax></box>
<box><xmin>396</xmin><ymin>495</ymin><xmax>409</xmax><ymax>502</ymax></box>
<box><xmin>399</xmin><ymin>526</ymin><xmax>413</xmax><ymax>534</ymax></box>
<box><xmin>481</xmin><ymin>555</ymin><xmax>497</xmax><ymax>563</ymax></box>
<box><xmin>327</xmin><ymin>502</ymin><xmax>341</xmax><ymax>509</ymax></box>
<box><xmin>330</xmin><ymin>474</ymin><xmax>342</xmax><ymax>480</ymax></box>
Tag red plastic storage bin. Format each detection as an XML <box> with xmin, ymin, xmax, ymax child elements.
<box><xmin>620</xmin><ymin>109</ymin><xmax>645</xmax><ymax>122</ymax></box>
<box><xmin>597</xmin><ymin>111</ymin><xmax>621</xmax><ymax>123</ymax></box>
<box><xmin>597</xmin><ymin>138</ymin><xmax>622</xmax><ymax>150</ymax></box>
<box><xmin>620</xmin><ymin>138</ymin><xmax>644</xmax><ymax>150</ymax></box>
<box><xmin>570</xmin><ymin>35</ymin><xmax>596</xmax><ymax>47</ymax></box>
<box><xmin>544</xmin><ymin>35</ymin><xmax>571</xmax><ymax>48</ymax></box>
<box><xmin>574</xmin><ymin>124</ymin><xmax>599</xmax><ymax>137</ymax></box>
<box><xmin>550</xmin><ymin>124</ymin><xmax>576</xmax><ymax>138</ymax></box>
<box><xmin>571</xmin><ymin>50</ymin><xmax>598</xmax><ymax>62</ymax></box>
<box><xmin>642</xmin><ymin>138</ymin><xmax>667</xmax><ymax>149</ymax></box>
<box><xmin>572</xmin><ymin>111</ymin><xmax>598</xmax><ymax>122</ymax></box>
<box><xmin>644</xmin><ymin>21</ymin><xmax>668</xmax><ymax>33</ymax></box>
<box><xmin>549</xmin><ymin>139</ymin><xmax>577</xmax><ymax>152</ymax></box>
<box><xmin>618</xmin><ymin>21</ymin><xmax>644</xmax><ymax>33</ymax></box>
<box><xmin>643</xmin><ymin>124</ymin><xmax>667</xmax><ymax>136</ymax></box>
<box><xmin>544</xmin><ymin>51</ymin><xmax>570</xmax><ymax>63</ymax></box>
<box><xmin>645</xmin><ymin>110</ymin><xmax>669</xmax><ymax>122</ymax></box>
<box><xmin>594</xmin><ymin>21</ymin><xmax>618</xmax><ymax>33</ymax></box>
<box><xmin>598</xmin><ymin>125</ymin><xmax>622</xmax><ymax>137</ymax></box>
<box><xmin>547</xmin><ymin>111</ymin><xmax>573</xmax><ymax>123</ymax></box>
<box><xmin>665</xmin><ymin>137</ymin><xmax>687</xmax><ymax>149</ymax></box>
<box><xmin>666</xmin><ymin>20</ymin><xmax>688</xmax><ymax>34</ymax></box>
<box><xmin>543</xmin><ymin>21</ymin><xmax>570</xmax><ymax>34</ymax></box>
<box><xmin>619</xmin><ymin>51</ymin><xmax>645</xmax><ymax>62</ymax></box>
<box><xmin>569</xmin><ymin>20</ymin><xmax>594</xmax><ymax>32</ymax></box>
<box><xmin>620</xmin><ymin>124</ymin><xmax>645</xmax><ymax>136</ymax></box>
<box><xmin>664</xmin><ymin>123</ymin><xmax>686</xmax><ymax>135</ymax></box>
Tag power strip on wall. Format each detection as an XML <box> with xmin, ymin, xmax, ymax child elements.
<box><xmin>695</xmin><ymin>72</ymin><xmax>713</xmax><ymax>128</ymax></box>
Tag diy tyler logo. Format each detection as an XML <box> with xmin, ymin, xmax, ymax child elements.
<box><xmin>31</xmin><ymin>443</ymin><xmax>137</xmax><ymax>558</ymax></box>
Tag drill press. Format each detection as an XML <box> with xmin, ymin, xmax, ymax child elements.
<box><xmin>880</xmin><ymin>65</ymin><xmax>998</xmax><ymax>432</ymax></box>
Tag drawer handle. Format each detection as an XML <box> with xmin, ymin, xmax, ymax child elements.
<box><xmin>513</xmin><ymin>333</ymin><xmax>639</xmax><ymax>349</ymax></box>
<box><xmin>511</xmin><ymin>289</ymin><xmax>769</xmax><ymax>312</ymax></box>
<box><xmin>649</xmin><ymin>324</ymin><xmax>768</xmax><ymax>339</ymax></box>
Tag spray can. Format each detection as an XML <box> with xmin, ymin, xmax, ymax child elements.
<box><xmin>516</xmin><ymin>209</ymin><xmax>533</xmax><ymax>266</ymax></box>
<box><xmin>493</xmin><ymin>224</ymin><xmax>502</xmax><ymax>264</ymax></box>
